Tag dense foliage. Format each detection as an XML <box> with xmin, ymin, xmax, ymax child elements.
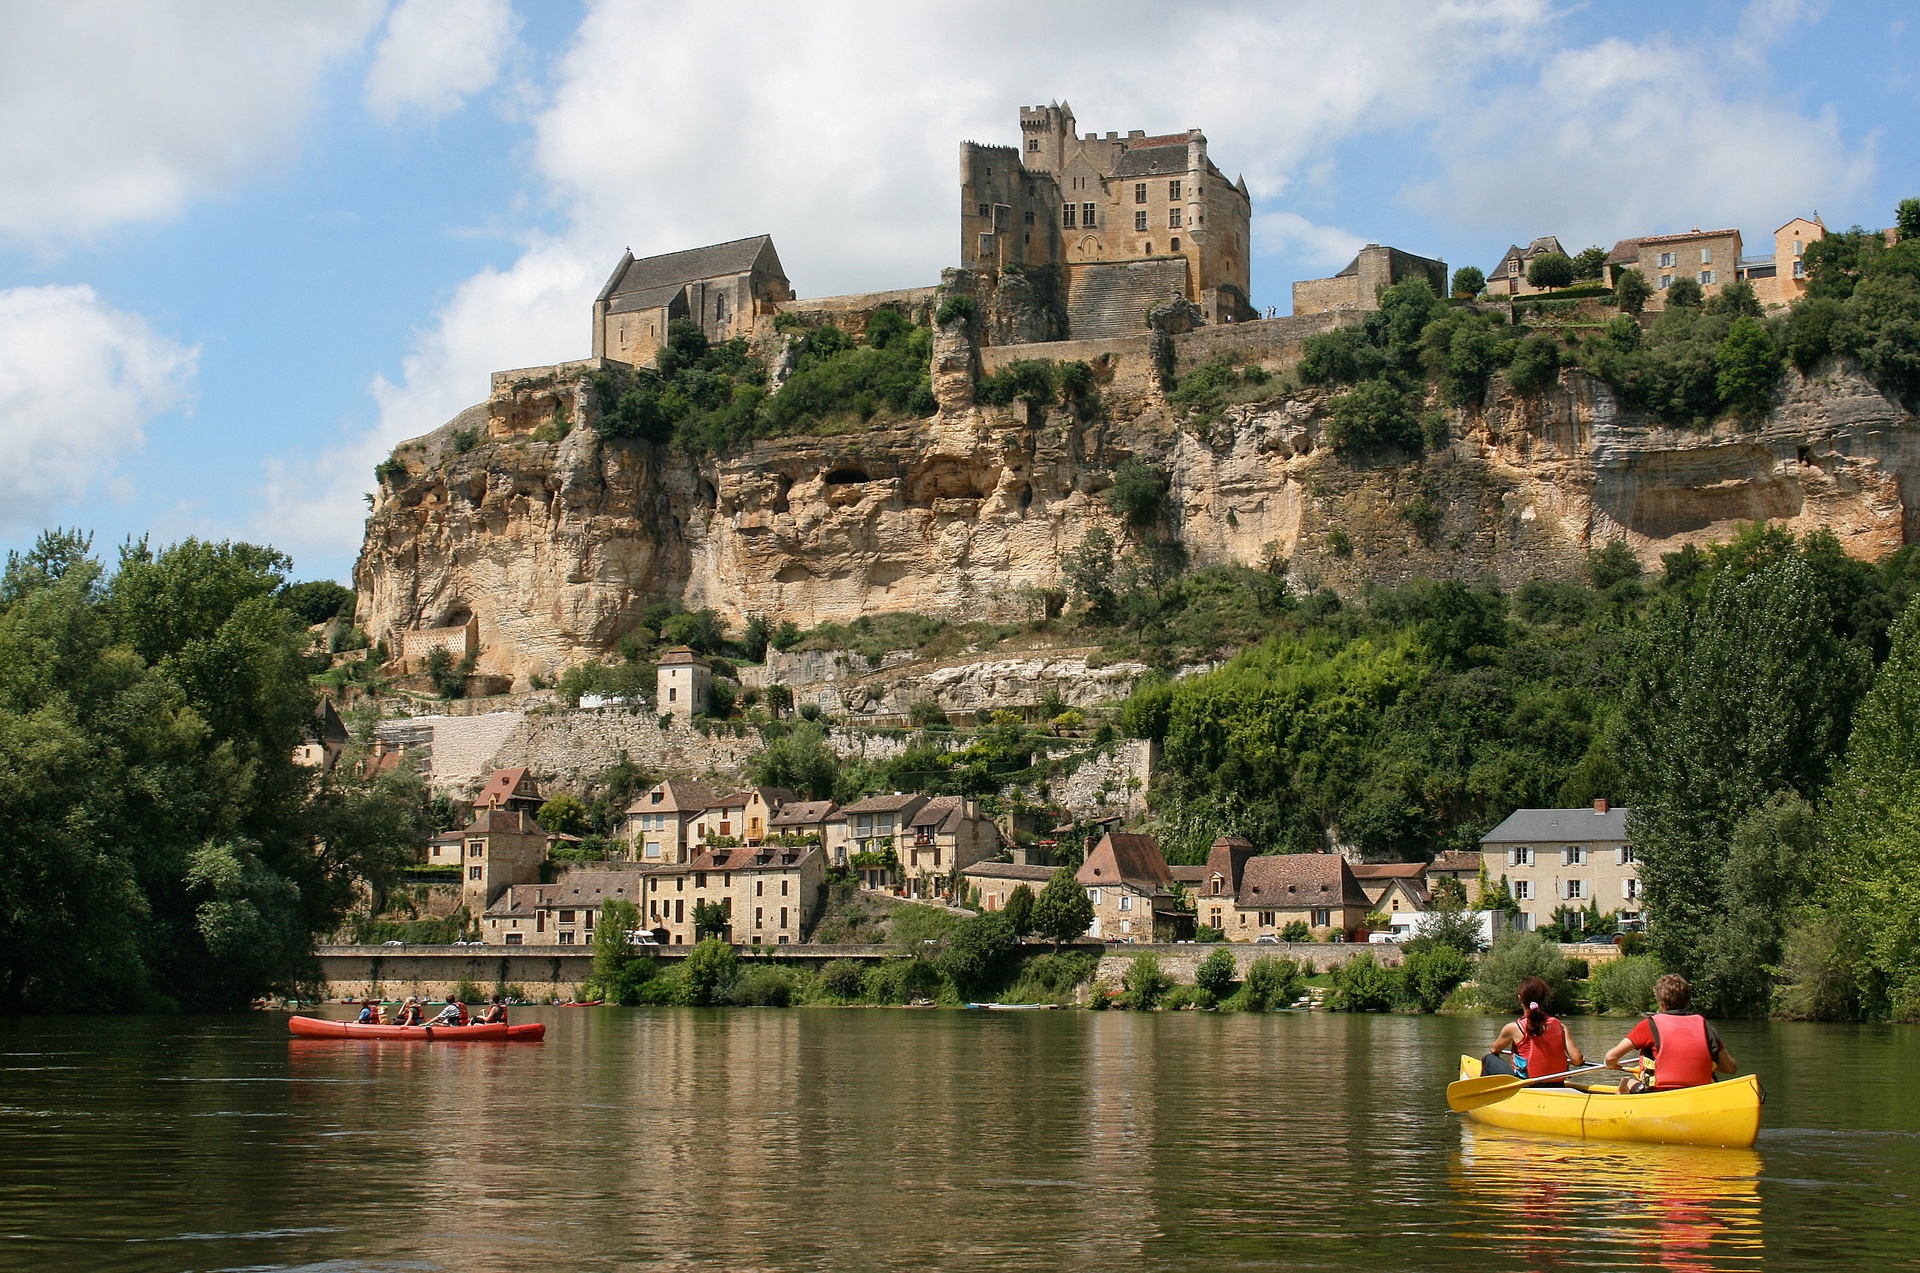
<box><xmin>0</xmin><ymin>531</ymin><xmax>427</xmax><ymax>1011</ymax></box>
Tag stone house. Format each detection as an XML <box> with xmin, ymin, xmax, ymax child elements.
<box><xmin>959</xmin><ymin>101</ymin><xmax>1256</xmax><ymax>337</ymax></box>
<box><xmin>1426</xmin><ymin>849</ymin><xmax>1482</xmax><ymax>900</ymax></box>
<box><xmin>640</xmin><ymin>843</ymin><xmax>826</xmax><ymax>946</ymax></box>
<box><xmin>1479</xmin><ymin>801</ymin><xmax>1638</xmax><ymax>933</ymax></box>
<box><xmin>1077</xmin><ymin>831</ymin><xmax>1189</xmax><ymax>942</ymax></box>
<box><xmin>1485</xmin><ymin>235</ymin><xmax>1569</xmax><ymax>297</ymax></box>
<box><xmin>1606</xmin><ymin>229</ymin><xmax>1742</xmax><ymax>310</ymax></box>
<box><xmin>1188</xmin><ymin>836</ymin><xmax>1370</xmax><ymax>941</ymax></box>
<box><xmin>591</xmin><ymin>235</ymin><xmax>792</xmax><ymax>368</ymax></box>
<box><xmin>1743</xmin><ymin>215</ymin><xmax>1826</xmax><ymax>309</ymax></box>
<box><xmin>623</xmin><ymin>779</ymin><xmax>720</xmax><ymax>865</ymax></box>
<box><xmin>900</xmin><ymin>796</ymin><xmax>1003</xmax><ymax>901</ymax></box>
<box><xmin>688</xmin><ymin>787</ymin><xmax>794</xmax><ymax>848</ymax></box>
<box><xmin>292</xmin><ymin>697</ymin><xmax>350</xmax><ymax>772</ymax></box>
<box><xmin>767</xmin><ymin>798</ymin><xmax>836</xmax><ymax>844</ymax></box>
<box><xmin>831</xmin><ymin>793</ymin><xmax>928</xmax><ymax>890</ymax></box>
<box><xmin>479</xmin><ymin>870</ymin><xmax>646</xmax><ymax>946</ymax></box>
<box><xmin>963</xmin><ymin>861</ymin><xmax>1058</xmax><ymax>913</ymax></box>
<box><xmin>656</xmin><ymin>646</ymin><xmax>711</xmax><ymax>718</ymax></box>
<box><xmin>1350</xmin><ymin>863</ymin><xmax>1431</xmax><ymax>917</ymax></box>
<box><xmin>475</xmin><ymin>766</ymin><xmax>544</xmax><ymax>817</ymax></box>
<box><xmin>450</xmin><ymin>808</ymin><xmax>549</xmax><ymax>913</ymax></box>
<box><xmin>1292</xmin><ymin>243</ymin><xmax>1449</xmax><ymax>314</ymax></box>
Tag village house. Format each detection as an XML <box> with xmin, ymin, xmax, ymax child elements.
<box><xmin>1187</xmin><ymin>835</ymin><xmax>1370</xmax><ymax>941</ymax></box>
<box><xmin>1426</xmin><ymin>849</ymin><xmax>1482</xmax><ymax>900</ymax></box>
<box><xmin>1606</xmin><ymin>228</ymin><xmax>1742</xmax><ymax>310</ymax></box>
<box><xmin>655</xmin><ymin>646</ymin><xmax>712</xmax><ymax>719</ymax></box>
<box><xmin>479</xmin><ymin>870</ymin><xmax>646</xmax><ymax>946</ymax></box>
<box><xmin>292</xmin><ymin>697</ymin><xmax>350</xmax><ymax>772</ymax></box>
<box><xmin>900</xmin><ymin>796</ymin><xmax>1003</xmax><ymax>901</ymax></box>
<box><xmin>640</xmin><ymin>843</ymin><xmax>826</xmax><ymax>946</ymax></box>
<box><xmin>623</xmin><ymin>779</ymin><xmax>720</xmax><ymax>864</ymax></box>
<box><xmin>832</xmin><ymin>793</ymin><xmax>928</xmax><ymax>890</ymax></box>
<box><xmin>1077</xmin><ymin>831</ymin><xmax>1191</xmax><ymax>943</ymax></box>
<box><xmin>475</xmin><ymin>767</ymin><xmax>544</xmax><ymax>818</ymax></box>
<box><xmin>1484</xmin><ymin>235</ymin><xmax>1570</xmax><ymax>297</ymax></box>
<box><xmin>1741</xmin><ymin>215</ymin><xmax>1826</xmax><ymax>309</ymax></box>
<box><xmin>963</xmin><ymin>861</ymin><xmax>1058</xmax><ymax>913</ymax></box>
<box><xmin>1350</xmin><ymin>863</ymin><xmax>1432</xmax><ymax>917</ymax></box>
<box><xmin>592</xmin><ymin>235</ymin><xmax>792</xmax><ymax>368</ymax></box>
<box><xmin>688</xmin><ymin>787</ymin><xmax>795</xmax><ymax>847</ymax></box>
<box><xmin>766</xmin><ymin>798</ymin><xmax>836</xmax><ymax>844</ymax></box>
<box><xmin>446</xmin><ymin>807</ymin><xmax>549</xmax><ymax>913</ymax></box>
<box><xmin>1479</xmin><ymin>801</ymin><xmax>1638</xmax><ymax>934</ymax></box>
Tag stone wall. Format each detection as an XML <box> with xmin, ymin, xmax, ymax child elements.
<box><xmin>741</xmin><ymin>646</ymin><xmax>1151</xmax><ymax>719</ymax></box>
<box><xmin>1050</xmin><ymin>739</ymin><xmax>1155</xmax><ymax>815</ymax></box>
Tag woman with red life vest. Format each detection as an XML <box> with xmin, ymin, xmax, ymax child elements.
<box><xmin>1604</xmin><ymin>973</ymin><xmax>1736</xmax><ymax>1092</ymax></box>
<box><xmin>1485</xmin><ymin>975</ymin><xmax>1585</xmax><ymax>1083</ymax></box>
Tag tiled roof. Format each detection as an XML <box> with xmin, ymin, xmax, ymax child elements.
<box><xmin>477</xmin><ymin>767</ymin><xmax>535</xmax><ymax>807</ymax></box>
<box><xmin>482</xmin><ymin>872</ymin><xmax>641</xmax><ymax>917</ymax></box>
<box><xmin>1168</xmin><ymin>864</ymin><xmax>1210</xmax><ymax>883</ymax></box>
<box><xmin>961</xmin><ymin>861</ymin><xmax>1057</xmax><ymax>882</ymax></box>
<box><xmin>769</xmin><ymin>799</ymin><xmax>836</xmax><ymax>826</ymax></box>
<box><xmin>841</xmin><ymin>793</ymin><xmax>927</xmax><ymax>815</ymax></box>
<box><xmin>625</xmin><ymin>779</ymin><xmax>720</xmax><ymax>816</ymax></box>
<box><xmin>1234</xmin><ymin>853</ymin><xmax>1370</xmax><ymax>909</ymax></box>
<box><xmin>1078</xmin><ymin>832</ymin><xmax>1170</xmax><ymax>891</ymax></box>
<box><xmin>1608</xmin><ymin>230</ymin><xmax>1737</xmax><ymax>263</ymax></box>
<box><xmin>465</xmin><ymin>807</ymin><xmax>541</xmax><ymax>836</ymax></box>
<box><xmin>1111</xmin><ymin>143</ymin><xmax>1189</xmax><ymax>179</ymax></box>
<box><xmin>1481</xmin><ymin>807</ymin><xmax>1629</xmax><ymax>844</ymax></box>
<box><xmin>603</xmin><ymin>236</ymin><xmax>775</xmax><ymax>305</ymax></box>
<box><xmin>657</xmin><ymin>646</ymin><xmax>709</xmax><ymax>667</ymax></box>
<box><xmin>1429</xmin><ymin>849</ymin><xmax>1481</xmax><ymax>874</ymax></box>
<box><xmin>1350</xmin><ymin>863</ymin><xmax>1429</xmax><ymax>880</ymax></box>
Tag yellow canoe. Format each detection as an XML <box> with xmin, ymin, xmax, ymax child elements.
<box><xmin>1456</xmin><ymin>1055</ymin><xmax>1762</xmax><ymax>1148</ymax></box>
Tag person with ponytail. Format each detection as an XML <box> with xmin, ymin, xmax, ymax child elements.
<box><xmin>1484</xmin><ymin>975</ymin><xmax>1584</xmax><ymax>1083</ymax></box>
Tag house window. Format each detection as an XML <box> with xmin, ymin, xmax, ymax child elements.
<box><xmin>1082</xmin><ymin>202</ymin><xmax>1095</xmax><ymax>226</ymax></box>
<box><xmin>1563</xmin><ymin>846</ymin><xmax>1587</xmax><ymax>866</ymax></box>
<box><xmin>1062</xmin><ymin>205</ymin><xmax>1076</xmax><ymax>228</ymax></box>
<box><xmin>755</xmin><ymin>907</ymin><xmax>763</xmax><ymax>929</ymax></box>
<box><xmin>1700</xmin><ymin>247</ymin><xmax>1712</xmax><ymax>264</ymax></box>
<box><xmin>536</xmin><ymin>912</ymin><xmax>545</xmax><ymax>932</ymax></box>
<box><xmin>1260</xmin><ymin>911</ymin><xmax>1273</xmax><ymax>927</ymax></box>
<box><xmin>1659</xmin><ymin>252</ymin><xmax>1677</xmax><ymax>268</ymax></box>
<box><xmin>468</xmin><ymin>866</ymin><xmax>482</xmax><ymax>880</ymax></box>
<box><xmin>1566</xmin><ymin>879</ymin><xmax>1587</xmax><ymax>900</ymax></box>
<box><xmin>644</xmin><ymin>842</ymin><xmax>660</xmax><ymax>860</ymax></box>
<box><xmin>669</xmin><ymin>687</ymin><xmax>677</xmax><ymax>702</ymax></box>
<box><xmin>1617</xmin><ymin>845</ymin><xmax>1636</xmax><ymax>865</ymax></box>
<box><xmin>1659</xmin><ymin>274</ymin><xmax>1674</xmax><ymax>289</ymax></box>
<box><xmin>1699</xmin><ymin>271</ymin><xmax>1715</xmax><ymax>285</ymax></box>
<box><xmin>780</xmin><ymin>907</ymin><xmax>788</xmax><ymax>928</ymax></box>
<box><xmin>1088</xmin><ymin>888</ymin><xmax>1101</xmax><ymax>904</ymax></box>
<box><xmin>1624</xmin><ymin>878</ymin><xmax>1642</xmax><ymax>901</ymax></box>
<box><xmin>1118</xmin><ymin>894</ymin><xmax>1132</xmax><ymax>911</ymax></box>
<box><xmin>1135</xmin><ymin>211</ymin><xmax>1148</xmax><ymax>231</ymax></box>
<box><xmin>504</xmin><ymin>933</ymin><xmax>522</xmax><ymax>945</ymax></box>
<box><xmin>1509</xmin><ymin>847</ymin><xmax>1534</xmax><ymax>867</ymax></box>
<box><xmin>1513</xmin><ymin>880</ymin><xmax>1533</xmax><ymax>900</ymax></box>
<box><xmin>755</xmin><ymin>879</ymin><xmax>763</xmax><ymax>896</ymax></box>
<box><xmin>1168</xmin><ymin>209</ymin><xmax>1182</xmax><ymax>229</ymax></box>
<box><xmin>1793</xmin><ymin>259</ymin><xmax>1805</xmax><ymax>279</ymax></box>
<box><xmin>559</xmin><ymin>910</ymin><xmax>575</xmax><ymax>923</ymax></box>
<box><xmin>468</xmin><ymin>841</ymin><xmax>483</xmax><ymax>857</ymax></box>
<box><xmin>715</xmin><ymin>295</ymin><xmax>727</xmax><ymax>323</ymax></box>
<box><xmin>1312</xmin><ymin>909</ymin><xmax>1331</xmax><ymax>927</ymax></box>
<box><xmin>780</xmin><ymin>879</ymin><xmax>789</xmax><ymax>896</ymax></box>
<box><xmin>559</xmin><ymin>931</ymin><xmax>574</xmax><ymax>944</ymax></box>
<box><xmin>674</xmin><ymin>899</ymin><xmax>684</xmax><ymax>922</ymax></box>
<box><xmin>1134</xmin><ymin>183</ymin><xmax>1147</xmax><ymax>204</ymax></box>
<box><xmin>1168</xmin><ymin>180</ymin><xmax>1181</xmax><ymax>200</ymax></box>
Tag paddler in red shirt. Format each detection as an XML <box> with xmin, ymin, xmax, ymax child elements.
<box><xmin>1604</xmin><ymin>973</ymin><xmax>1737</xmax><ymax>1092</ymax></box>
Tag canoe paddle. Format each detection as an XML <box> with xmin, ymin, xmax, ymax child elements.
<box><xmin>1447</xmin><ymin>1064</ymin><xmax>1603</xmax><ymax>1112</ymax></box>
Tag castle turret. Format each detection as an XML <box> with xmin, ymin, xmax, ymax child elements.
<box><xmin>1019</xmin><ymin>101</ymin><xmax>1074</xmax><ymax>175</ymax></box>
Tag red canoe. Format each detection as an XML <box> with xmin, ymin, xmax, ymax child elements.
<box><xmin>288</xmin><ymin>1015</ymin><xmax>545</xmax><ymax>1042</ymax></box>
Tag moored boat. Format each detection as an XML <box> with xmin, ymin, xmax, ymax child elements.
<box><xmin>288</xmin><ymin>1015</ymin><xmax>545</xmax><ymax>1042</ymax></box>
<box><xmin>1456</xmin><ymin>1055</ymin><xmax>1760</xmax><ymax>1148</ymax></box>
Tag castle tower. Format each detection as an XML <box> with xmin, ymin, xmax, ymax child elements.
<box><xmin>1018</xmin><ymin>101</ymin><xmax>1074</xmax><ymax>175</ymax></box>
<box><xmin>656</xmin><ymin>646</ymin><xmax>711</xmax><ymax>718</ymax></box>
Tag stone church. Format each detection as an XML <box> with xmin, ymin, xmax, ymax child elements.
<box><xmin>959</xmin><ymin>101</ymin><xmax>1256</xmax><ymax>338</ymax></box>
<box><xmin>591</xmin><ymin>234</ymin><xmax>793</xmax><ymax>368</ymax></box>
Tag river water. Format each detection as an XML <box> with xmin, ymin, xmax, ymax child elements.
<box><xmin>1</xmin><ymin>1009</ymin><xmax>1915</xmax><ymax>1272</ymax></box>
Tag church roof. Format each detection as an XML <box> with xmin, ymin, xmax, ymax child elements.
<box><xmin>599</xmin><ymin>235</ymin><xmax>781</xmax><ymax>314</ymax></box>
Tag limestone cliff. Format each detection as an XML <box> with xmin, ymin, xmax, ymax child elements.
<box><xmin>354</xmin><ymin>328</ymin><xmax>1919</xmax><ymax>688</ymax></box>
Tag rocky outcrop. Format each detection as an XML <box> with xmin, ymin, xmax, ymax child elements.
<box><xmin>354</xmin><ymin>327</ymin><xmax>1920</xmax><ymax>687</ymax></box>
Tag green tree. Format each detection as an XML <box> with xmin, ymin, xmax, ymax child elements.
<box><xmin>1451</xmin><ymin>266</ymin><xmax>1486</xmax><ymax>299</ymax></box>
<box><xmin>1586</xmin><ymin>540</ymin><xmax>1643</xmax><ymax>589</ymax></box>
<box><xmin>1666</xmin><ymin>276</ymin><xmax>1704</xmax><ymax>308</ymax></box>
<box><xmin>1121</xmin><ymin>952</ymin><xmax>1171</xmax><ymax>1009</ymax></box>
<box><xmin>1716</xmin><ymin>316</ymin><xmax>1784</xmax><ymax>417</ymax></box>
<box><xmin>692</xmin><ymin>899</ymin><xmax>730</xmax><ymax>941</ymax></box>
<box><xmin>1106</xmin><ymin>457</ymin><xmax>1170</xmax><ymax>528</ymax></box>
<box><xmin>1614</xmin><ymin>268</ymin><xmax>1653</xmax><ymax>315</ymax></box>
<box><xmin>1477</xmin><ymin>931</ymin><xmax>1570</xmax><ymax>1011</ymax></box>
<box><xmin>941</xmin><ymin>911</ymin><xmax>1018</xmax><ymax>999</ymax></box>
<box><xmin>1399</xmin><ymin>943</ymin><xmax>1470</xmax><ymax>1011</ymax></box>
<box><xmin>1031</xmin><ymin>866</ymin><xmax>1094</xmax><ymax>947</ymax></box>
<box><xmin>586</xmin><ymin>899</ymin><xmax>654</xmax><ymax>1004</ymax></box>
<box><xmin>278</xmin><ymin>580</ymin><xmax>354</xmax><ymax>626</ymax></box>
<box><xmin>750</xmin><ymin>720</ymin><xmax>838</xmax><ymax>800</ymax></box>
<box><xmin>1897</xmin><ymin>197</ymin><xmax>1920</xmax><ymax>243</ymax></box>
<box><xmin>1526</xmin><ymin>252</ymin><xmax>1576</xmax><ymax>290</ymax></box>
<box><xmin>741</xmin><ymin>613</ymin><xmax>772</xmax><ymax>663</ymax></box>
<box><xmin>1194</xmin><ymin>946</ymin><xmax>1238</xmax><ymax>999</ymax></box>
<box><xmin>1571</xmin><ymin>247</ymin><xmax>1610</xmax><ymax>281</ymax></box>
<box><xmin>1003</xmin><ymin>884</ymin><xmax>1036</xmax><ymax>936</ymax></box>
<box><xmin>1060</xmin><ymin>528</ymin><xmax>1121</xmax><ymax>622</ymax></box>
<box><xmin>537</xmin><ymin>792</ymin><xmax>589</xmax><ymax>836</ymax></box>
<box><xmin>1323</xmin><ymin>380</ymin><xmax>1421</xmax><ymax>453</ymax></box>
<box><xmin>1505</xmin><ymin>334</ymin><xmax>1562</xmax><ymax>394</ymax></box>
<box><xmin>1280</xmin><ymin>920</ymin><xmax>1313</xmax><ymax>943</ymax></box>
<box><xmin>681</xmin><ymin>937</ymin><xmax>737</xmax><ymax>1004</ymax></box>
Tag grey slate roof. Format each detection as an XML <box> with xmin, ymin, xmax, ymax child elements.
<box><xmin>1111</xmin><ymin>144</ymin><xmax>1190</xmax><ymax>178</ymax></box>
<box><xmin>601</xmin><ymin>236</ymin><xmax>776</xmax><ymax>315</ymax></box>
<box><xmin>1481</xmin><ymin>807</ymin><xmax>1630</xmax><ymax>844</ymax></box>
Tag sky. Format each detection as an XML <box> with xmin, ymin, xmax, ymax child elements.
<box><xmin>1</xmin><ymin>0</ymin><xmax>1914</xmax><ymax>585</ymax></box>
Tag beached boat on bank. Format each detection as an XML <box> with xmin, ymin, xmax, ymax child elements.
<box><xmin>288</xmin><ymin>1016</ymin><xmax>545</xmax><ymax>1042</ymax></box>
<box><xmin>1455</xmin><ymin>1055</ymin><xmax>1760</xmax><ymax>1148</ymax></box>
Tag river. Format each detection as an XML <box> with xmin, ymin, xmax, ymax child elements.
<box><xmin>1</xmin><ymin>1009</ymin><xmax>1915</xmax><ymax>1272</ymax></box>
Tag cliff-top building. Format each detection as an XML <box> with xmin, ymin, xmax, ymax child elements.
<box><xmin>960</xmin><ymin>101</ymin><xmax>1256</xmax><ymax>338</ymax></box>
<box><xmin>591</xmin><ymin>235</ymin><xmax>792</xmax><ymax>368</ymax></box>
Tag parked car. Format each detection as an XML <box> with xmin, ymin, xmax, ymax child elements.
<box><xmin>452</xmin><ymin>939</ymin><xmax>485</xmax><ymax>946</ymax></box>
<box><xmin>382</xmin><ymin>940</ymin><xmax>406</xmax><ymax>947</ymax></box>
<box><xmin>626</xmin><ymin>932</ymin><xmax>661</xmax><ymax>947</ymax></box>
<box><xmin>1254</xmin><ymin>934</ymin><xmax>1281</xmax><ymax>944</ymax></box>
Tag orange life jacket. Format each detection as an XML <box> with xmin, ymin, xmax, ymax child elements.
<box><xmin>1646</xmin><ymin>1012</ymin><xmax>1716</xmax><ymax>1089</ymax></box>
<box><xmin>1515</xmin><ymin>1014</ymin><xmax>1569</xmax><ymax>1082</ymax></box>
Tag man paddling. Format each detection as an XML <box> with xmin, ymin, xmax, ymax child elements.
<box><xmin>1604</xmin><ymin>973</ymin><xmax>1737</xmax><ymax>1092</ymax></box>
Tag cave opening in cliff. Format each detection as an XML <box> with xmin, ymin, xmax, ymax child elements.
<box><xmin>824</xmin><ymin>468</ymin><xmax>871</xmax><ymax>485</ymax></box>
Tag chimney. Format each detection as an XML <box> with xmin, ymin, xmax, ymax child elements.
<box><xmin>1594</xmin><ymin>799</ymin><xmax>1609</xmax><ymax>814</ymax></box>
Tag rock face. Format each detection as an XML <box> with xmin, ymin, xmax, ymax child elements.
<box><xmin>354</xmin><ymin>331</ymin><xmax>1919</xmax><ymax>687</ymax></box>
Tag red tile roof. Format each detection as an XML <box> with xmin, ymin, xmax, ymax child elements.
<box><xmin>1234</xmin><ymin>853</ymin><xmax>1370</xmax><ymax>909</ymax></box>
<box><xmin>1077</xmin><ymin>832</ymin><xmax>1170</xmax><ymax>892</ymax></box>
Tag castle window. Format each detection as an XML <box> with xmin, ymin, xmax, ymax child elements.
<box><xmin>1169</xmin><ymin>179</ymin><xmax>1181</xmax><ymax>200</ymax></box>
<box><xmin>1024</xmin><ymin>210</ymin><xmax>1034</xmax><ymax>225</ymax></box>
<box><xmin>1135</xmin><ymin>211</ymin><xmax>1148</xmax><ymax>232</ymax></box>
<box><xmin>1062</xmin><ymin>205</ymin><xmax>1076</xmax><ymax>228</ymax></box>
<box><xmin>1171</xmin><ymin>237</ymin><xmax>1180</xmax><ymax>252</ymax></box>
<box><xmin>1027</xmin><ymin>138</ymin><xmax>1038</xmax><ymax>152</ymax></box>
<box><xmin>977</xmin><ymin>203</ymin><xmax>989</xmax><ymax>218</ymax></box>
<box><xmin>1134</xmin><ymin>183</ymin><xmax>1147</xmax><ymax>204</ymax></box>
<box><xmin>1081</xmin><ymin>202</ymin><xmax>1095</xmax><ymax>226</ymax></box>
<box><xmin>1168</xmin><ymin>209</ymin><xmax>1182</xmax><ymax>229</ymax></box>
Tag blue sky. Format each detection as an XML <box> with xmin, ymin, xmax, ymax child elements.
<box><xmin>1</xmin><ymin>0</ymin><xmax>1914</xmax><ymax>585</ymax></box>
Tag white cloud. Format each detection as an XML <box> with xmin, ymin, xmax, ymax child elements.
<box><xmin>0</xmin><ymin>2</ymin><xmax>382</xmax><ymax>249</ymax></box>
<box><xmin>1253</xmin><ymin>212</ymin><xmax>1368</xmax><ymax>270</ymax></box>
<box><xmin>0</xmin><ymin>285</ymin><xmax>197</xmax><ymax>534</ymax></box>
<box><xmin>1412</xmin><ymin>32</ymin><xmax>1874</xmax><ymax>252</ymax></box>
<box><xmin>365</xmin><ymin>0</ymin><xmax>518</xmax><ymax>124</ymax></box>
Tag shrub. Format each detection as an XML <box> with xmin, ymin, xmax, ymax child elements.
<box><xmin>1328</xmin><ymin>951</ymin><xmax>1396</xmax><ymax>1011</ymax></box>
<box><xmin>1195</xmin><ymin>925</ymin><xmax>1226</xmax><ymax>943</ymax></box>
<box><xmin>820</xmin><ymin>959</ymin><xmax>867</xmax><ymax>1001</ymax></box>
<box><xmin>940</xmin><ymin>912</ymin><xmax>1018</xmax><ymax>999</ymax></box>
<box><xmin>935</xmin><ymin>293</ymin><xmax>976</xmax><ymax>326</ymax></box>
<box><xmin>536</xmin><ymin>792</ymin><xmax>588</xmax><ymax>836</ymax></box>
<box><xmin>908</xmin><ymin>699</ymin><xmax>947</xmax><ymax>728</ymax></box>
<box><xmin>1162</xmin><ymin>983</ymin><xmax>1215</xmax><ymax>1010</ymax></box>
<box><xmin>375</xmin><ymin>457</ymin><xmax>409</xmax><ymax>487</ymax></box>
<box><xmin>1586</xmin><ymin>540</ymin><xmax>1642</xmax><ymax>589</ymax></box>
<box><xmin>1323</xmin><ymin>380</ymin><xmax>1421</xmax><ymax>452</ymax></box>
<box><xmin>1106</xmin><ymin>457</ymin><xmax>1171</xmax><ymax>526</ymax></box>
<box><xmin>1506</xmin><ymin>334</ymin><xmax>1562</xmax><ymax>394</ymax></box>
<box><xmin>1614</xmin><ymin>269</ymin><xmax>1652</xmax><ymax>315</ymax></box>
<box><xmin>1666</xmin><ymin>276</ymin><xmax>1704</xmax><ymax>308</ymax></box>
<box><xmin>449</xmin><ymin>427</ymin><xmax>481</xmax><ymax>454</ymax></box>
<box><xmin>680</xmin><ymin>937</ymin><xmax>738</xmax><ymax>1005</ymax></box>
<box><xmin>1399</xmin><ymin>943</ymin><xmax>1470</xmax><ymax>1012</ymax></box>
<box><xmin>1564</xmin><ymin>957</ymin><xmax>1591</xmax><ymax>980</ymax></box>
<box><xmin>586</xmin><ymin>899</ymin><xmax>655</xmax><ymax>1004</ymax></box>
<box><xmin>724</xmin><ymin>965</ymin><xmax>794</xmax><ymax>1007</ymax></box>
<box><xmin>1589</xmin><ymin>953</ymin><xmax>1661</xmax><ymax>1015</ymax></box>
<box><xmin>1451</xmin><ymin>266</ymin><xmax>1486</xmax><ymax>299</ymax></box>
<box><xmin>451</xmin><ymin>978</ymin><xmax>485</xmax><ymax>1004</ymax></box>
<box><xmin>1121</xmin><ymin>953</ymin><xmax>1172</xmax><ymax>1009</ymax></box>
<box><xmin>1476</xmin><ymin>931</ymin><xmax>1569</xmax><ymax>1012</ymax></box>
<box><xmin>1716</xmin><ymin>316</ymin><xmax>1784</xmax><ymax>417</ymax></box>
<box><xmin>1239</xmin><ymin>955</ymin><xmax>1304</xmax><ymax>1010</ymax></box>
<box><xmin>1194</xmin><ymin>947</ymin><xmax>1238</xmax><ymax>999</ymax></box>
<box><xmin>976</xmin><ymin>359</ymin><xmax>1058</xmax><ymax>410</ymax></box>
<box><xmin>1006</xmin><ymin>951</ymin><xmax>1098</xmax><ymax>1003</ymax></box>
<box><xmin>863</xmin><ymin>957</ymin><xmax>946</xmax><ymax>1004</ymax></box>
<box><xmin>1280</xmin><ymin>920</ymin><xmax>1313</xmax><ymax>943</ymax></box>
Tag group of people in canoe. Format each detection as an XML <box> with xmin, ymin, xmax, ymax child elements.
<box><xmin>1485</xmin><ymin>973</ymin><xmax>1738</xmax><ymax>1092</ymax></box>
<box><xmin>356</xmin><ymin>996</ymin><xmax>512</xmax><ymax>1027</ymax></box>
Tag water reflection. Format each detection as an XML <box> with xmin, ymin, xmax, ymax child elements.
<box><xmin>1453</xmin><ymin>1127</ymin><xmax>1763</xmax><ymax>1271</ymax></box>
